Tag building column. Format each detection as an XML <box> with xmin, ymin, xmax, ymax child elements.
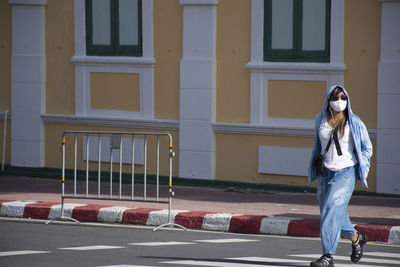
<box><xmin>377</xmin><ymin>0</ymin><xmax>400</xmax><ymax>194</ymax></box>
<box><xmin>9</xmin><ymin>0</ymin><xmax>46</xmax><ymax>167</ymax></box>
<box><xmin>179</xmin><ymin>0</ymin><xmax>217</xmax><ymax>179</ymax></box>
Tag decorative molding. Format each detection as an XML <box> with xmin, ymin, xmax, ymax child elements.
<box><xmin>41</xmin><ymin>114</ymin><xmax>179</xmax><ymax>131</ymax></box>
<box><xmin>9</xmin><ymin>0</ymin><xmax>47</xmax><ymax>6</ymax></box>
<box><xmin>213</xmin><ymin>122</ymin><xmax>315</xmax><ymax>137</ymax></box>
<box><xmin>213</xmin><ymin>122</ymin><xmax>377</xmax><ymax>140</ymax></box>
<box><xmin>71</xmin><ymin>56</ymin><xmax>155</xmax><ymax>68</ymax></box>
<box><xmin>246</xmin><ymin>62</ymin><xmax>346</xmax><ymax>75</ymax></box>
<box><xmin>40</xmin><ymin>114</ymin><xmax>377</xmax><ymax>140</ymax></box>
<box><xmin>180</xmin><ymin>0</ymin><xmax>218</xmax><ymax>5</ymax></box>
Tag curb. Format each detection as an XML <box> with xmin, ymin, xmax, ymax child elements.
<box><xmin>1</xmin><ymin>200</ymin><xmax>399</xmax><ymax>244</ymax></box>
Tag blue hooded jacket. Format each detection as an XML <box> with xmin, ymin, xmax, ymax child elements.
<box><xmin>308</xmin><ymin>85</ymin><xmax>373</xmax><ymax>188</ymax></box>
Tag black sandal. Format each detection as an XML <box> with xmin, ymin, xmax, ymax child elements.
<box><xmin>310</xmin><ymin>254</ymin><xmax>334</xmax><ymax>267</ymax></box>
<box><xmin>351</xmin><ymin>233</ymin><xmax>367</xmax><ymax>262</ymax></box>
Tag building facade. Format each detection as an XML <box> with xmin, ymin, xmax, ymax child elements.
<box><xmin>0</xmin><ymin>0</ymin><xmax>399</xmax><ymax>194</ymax></box>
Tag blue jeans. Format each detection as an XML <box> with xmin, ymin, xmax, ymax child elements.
<box><xmin>317</xmin><ymin>165</ymin><xmax>358</xmax><ymax>255</ymax></box>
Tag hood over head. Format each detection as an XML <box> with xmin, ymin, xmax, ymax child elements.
<box><xmin>322</xmin><ymin>85</ymin><xmax>353</xmax><ymax>116</ymax></box>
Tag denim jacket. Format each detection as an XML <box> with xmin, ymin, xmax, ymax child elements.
<box><xmin>308</xmin><ymin>85</ymin><xmax>373</xmax><ymax>188</ymax></box>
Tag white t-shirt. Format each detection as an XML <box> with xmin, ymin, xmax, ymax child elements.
<box><xmin>319</xmin><ymin>117</ymin><xmax>358</xmax><ymax>172</ymax></box>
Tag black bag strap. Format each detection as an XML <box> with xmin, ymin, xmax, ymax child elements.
<box><xmin>323</xmin><ymin>128</ymin><xmax>342</xmax><ymax>156</ymax></box>
<box><xmin>332</xmin><ymin>128</ymin><xmax>343</xmax><ymax>156</ymax></box>
<box><xmin>323</xmin><ymin>134</ymin><xmax>332</xmax><ymax>154</ymax></box>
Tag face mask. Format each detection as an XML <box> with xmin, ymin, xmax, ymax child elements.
<box><xmin>330</xmin><ymin>99</ymin><xmax>347</xmax><ymax>112</ymax></box>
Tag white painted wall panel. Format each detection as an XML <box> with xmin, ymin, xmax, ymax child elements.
<box><xmin>378</xmin><ymin>95</ymin><xmax>400</xmax><ymax>129</ymax></box>
<box><xmin>82</xmin><ymin>136</ymin><xmax>144</xmax><ymax>165</ymax></box>
<box><xmin>377</xmin><ymin>164</ymin><xmax>400</xmax><ymax>194</ymax></box>
<box><xmin>179</xmin><ymin>150</ymin><xmax>215</xmax><ymax>179</ymax></box>
<box><xmin>258</xmin><ymin>146</ymin><xmax>311</xmax><ymax>176</ymax></box>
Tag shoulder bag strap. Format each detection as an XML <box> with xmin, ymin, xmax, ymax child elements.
<box><xmin>332</xmin><ymin>128</ymin><xmax>343</xmax><ymax>156</ymax></box>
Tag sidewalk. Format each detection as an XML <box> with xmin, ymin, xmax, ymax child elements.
<box><xmin>0</xmin><ymin>175</ymin><xmax>399</xmax><ymax>244</ymax></box>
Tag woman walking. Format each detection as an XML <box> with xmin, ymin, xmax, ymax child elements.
<box><xmin>308</xmin><ymin>85</ymin><xmax>373</xmax><ymax>267</ymax></box>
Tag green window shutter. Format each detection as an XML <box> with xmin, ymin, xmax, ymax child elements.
<box><xmin>264</xmin><ymin>0</ymin><xmax>331</xmax><ymax>62</ymax></box>
<box><xmin>86</xmin><ymin>0</ymin><xmax>142</xmax><ymax>57</ymax></box>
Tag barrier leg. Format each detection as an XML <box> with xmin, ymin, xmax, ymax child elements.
<box><xmin>153</xmin><ymin>140</ymin><xmax>187</xmax><ymax>232</ymax></box>
<box><xmin>46</xmin><ymin>135</ymin><xmax>80</xmax><ymax>225</ymax></box>
<box><xmin>152</xmin><ymin>189</ymin><xmax>188</xmax><ymax>232</ymax></box>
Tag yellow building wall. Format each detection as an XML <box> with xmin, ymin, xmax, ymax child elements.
<box><xmin>90</xmin><ymin>73</ymin><xmax>140</xmax><ymax>112</ymax></box>
<box><xmin>343</xmin><ymin>0</ymin><xmax>380</xmax><ymax>129</ymax></box>
<box><xmin>0</xmin><ymin>1</ymin><xmax>11</xmax><ymax>112</ymax></box>
<box><xmin>46</xmin><ymin>0</ymin><xmax>75</xmax><ymax>114</ymax></box>
<box><xmin>43</xmin><ymin>0</ymin><xmax>183</xmax><ymax>178</ymax></box>
<box><xmin>0</xmin><ymin>2</ymin><xmax>12</xmax><ymax>166</ymax></box>
<box><xmin>45</xmin><ymin>124</ymin><xmax>180</xmax><ymax>178</ymax></box>
<box><xmin>216</xmin><ymin>0</ymin><xmax>251</xmax><ymax>123</ymax></box>
<box><xmin>154</xmin><ymin>0</ymin><xmax>182</xmax><ymax>120</ymax></box>
<box><xmin>40</xmin><ymin>0</ymin><xmax>379</xmax><ymax>193</ymax></box>
<box><xmin>216</xmin><ymin>133</ymin><xmax>377</xmax><ymax>192</ymax></box>
<box><xmin>213</xmin><ymin>0</ymin><xmax>378</xmax><ymax>192</ymax></box>
<box><xmin>0</xmin><ymin>121</ymin><xmax>11</xmax><ymax>166</ymax></box>
<box><xmin>268</xmin><ymin>80</ymin><xmax>326</xmax><ymax>119</ymax></box>
<box><xmin>216</xmin><ymin>133</ymin><xmax>313</xmax><ymax>186</ymax></box>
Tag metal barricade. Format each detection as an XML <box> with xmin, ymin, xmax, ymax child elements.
<box><xmin>47</xmin><ymin>130</ymin><xmax>186</xmax><ymax>231</ymax></box>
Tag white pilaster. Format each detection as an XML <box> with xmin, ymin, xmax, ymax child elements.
<box><xmin>377</xmin><ymin>0</ymin><xmax>400</xmax><ymax>195</ymax></box>
<box><xmin>9</xmin><ymin>0</ymin><xmax>46</xmax><ymax>167</ymax></box>
<box><xmin>179</xmin><ymin>0</ymin><xmax>217</xmax><ymax>179</ymax></box>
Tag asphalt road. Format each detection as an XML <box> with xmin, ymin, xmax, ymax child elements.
<box><xmin>0</xmin><ymin>218</ymin><xmax>399</xmax><ymax>267</ymax></box>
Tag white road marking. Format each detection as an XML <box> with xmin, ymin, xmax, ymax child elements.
<box><xmin>164</xmin><ymin>254</ymin><xmax>400</xmax><ymax>267</ymax></box>
<box><xmin>194</xmin><ymin>238</ymin><xmax>259</xmax><ymax>243</ymax></box>
<box><xmin>0</xmin><ymin>250</ymin><xmax>50</xmax><ymax>257</ymax></box>
<box><xmin>97</xmin><ymin>265</ymin><xmax>159</xmax><ymax>267</ymax></box>
<box><xmin>292</xmin><ymin>254</ymin><xmax>400</xmax><ymax>266</ymax></box>
<box><xmin>227</xmin><ymin>256</ymin><xmax>309</xmax><ymax>265</ymax></box>
<box><xmin>59</xmin><ymin>245</ymin><xmax>125</xmax><ymax>251</ymax></box>
<box><xmin>161</xmin><ymin>259</ymin><xmax>288</xmax><ymax>267</ymax></box>
<box><xmin>128</xmin><ymin>241</ymin><xmax>195</xmax><ymax>246</ymax></box>
<box><xmin>364</xmin><ymin>252</ymin><xmax>400</xmax><ymax>259</ymax></box>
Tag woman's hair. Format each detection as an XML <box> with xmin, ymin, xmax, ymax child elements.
<box><xmin>327</xmin><ymin>86</ymin><xmax>348</xmax><ymax>138</ymax></box>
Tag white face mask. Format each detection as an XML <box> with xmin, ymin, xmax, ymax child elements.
<box><xmin>330</xmin><ymin>99</ymin><xmax>347</xmax><ymax>112</ymax></box>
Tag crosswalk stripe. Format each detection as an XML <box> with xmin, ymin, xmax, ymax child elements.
<box><xmin>128</xmin><ymin>241</ymin><xmax>195</xmax><ymax>246</ymax></box>
<box><xmin>59</xmin><ymin>245</ymin><xmax>125</xmax><ymax>251</ymax></box>
<box><xmin>194</xmin><ymin>238</ymin><xmax>259</xmax><ymax>243</ymax></box>
<box><xmin>161</xmin><ymin>259</ymin><xmax>289</xmax><ymax>267</ymax></box>
<box><xmin>97</xmin><ymin>265</ymin><xmax>160</xmax><ymax>267</ymax></box>
<box><xmin>292</xmin><ymin>254</ymin><xmax>400</xmax><ymax>265</ymax></box>
<box><xmin>227</xmin><ymin>256</ymin><xmax>309</xmax><ymax>265</ymax></box>
<box><xmin>364</xmin><ymin>252</ymin><xmax>400</xmax><ymax>259</ymax></box>
<box><xmin>0</xmin><ymin>250</ymin><xmax>50</xmax><ymax>257</ymax></box>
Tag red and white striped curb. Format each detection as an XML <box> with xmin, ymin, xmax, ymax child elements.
<box><xmin>1</xmin><ymin>200</ymin><xmax>399</xmax><ymax>244</ymax></box>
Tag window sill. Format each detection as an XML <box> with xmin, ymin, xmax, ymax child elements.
<box><xmin>71</xmin><ymin>56</ymin><xmax>155</xmax><ymax>67</ymax></box>
<box><xmin>246</xmin><ymin>61</ymin><xmax>346</xmax><ymax>74</ymax></box>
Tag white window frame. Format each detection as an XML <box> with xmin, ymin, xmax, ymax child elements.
<box><xmin>71</xmin><ymin>0</ymin><xmax>154</xmax><ymax>120</ymax></box>
<box><xmin>247</xmin><ymin>0</ymin><xmax>346</xmax><ymax>128</ymax></box>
